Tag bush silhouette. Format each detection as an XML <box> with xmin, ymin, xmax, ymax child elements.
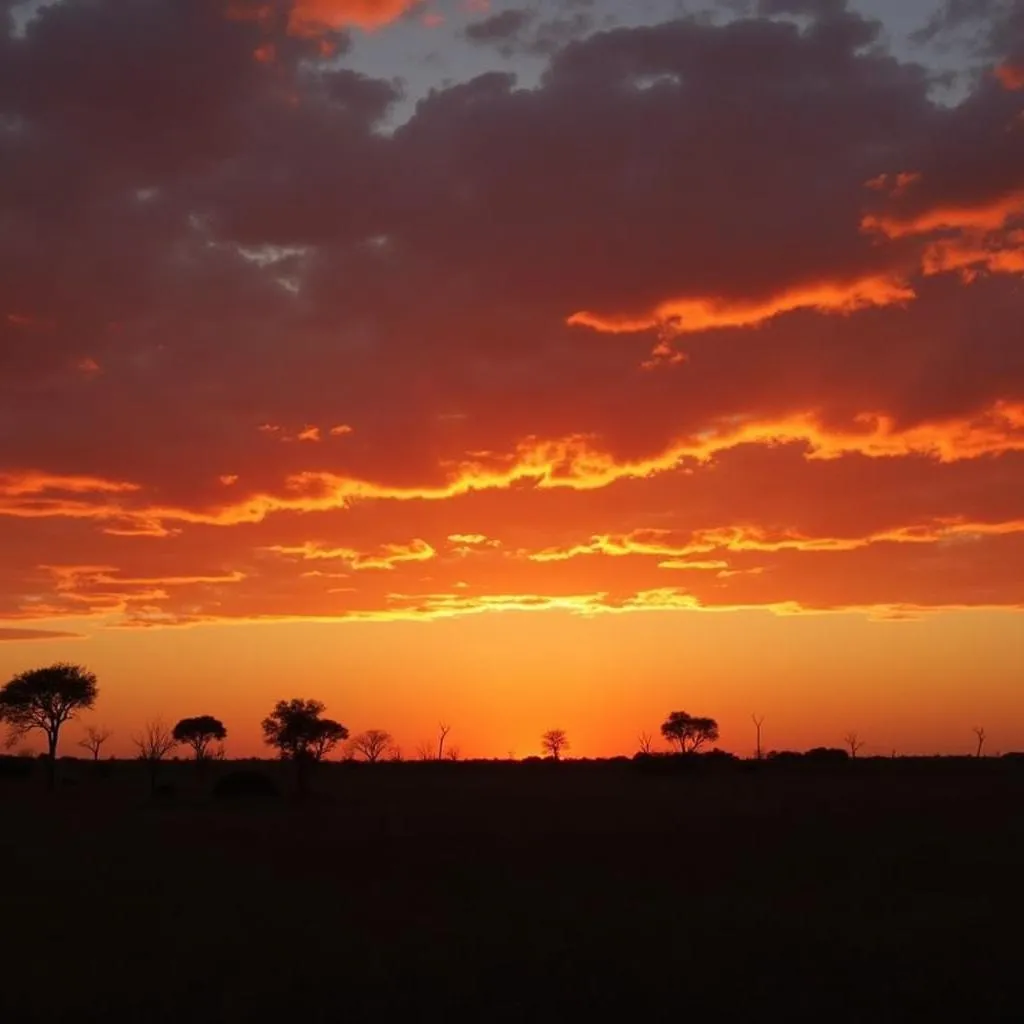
<box><xmin>804</xmin><ymin>747</ymin><xmax>850</xmax><ymax>764</ymax></box>
<box><xmin>213</xmin><ymin>769</ymin><xmax>279</xmax><ymax>802</ymax></box>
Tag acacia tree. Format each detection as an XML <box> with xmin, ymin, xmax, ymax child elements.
<box><xmin>79</xmin><ymin>725</ymin><xmax>112</xmax><ymax>761</ymax></box>
<box><xmin>351</xmin><ymin>729</ymin><xmax>392</xmax><ymax>763</ymax></box>
<box><xmin>133</xmin><ymin>720</ymin><xmax>178</xmax><ymax>795</ymax></box>
<box><xmin>172</xmin><ymin>716</ymin><xmax>227</xmax><ymax>767</ymax></box>
<box><xmin>541</xmin><ymin>729</ymin><xmax>569</xmax><ymax>760</ymax></box>
<box><xmin>660</xmin><ymin>711</ymin><xmax>719</xmax><ymax>754</ymax></box>
<box><xmin>0</xmin><ymin>663</ymin><xmax>99</xmax><ymax>788</ymax></box>
<box><xmin>261</xmin><ymin>699</ymin><xmax>348</xmax><ymax>792</ymax></box>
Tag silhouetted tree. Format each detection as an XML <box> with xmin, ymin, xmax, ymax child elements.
<box><xmin>172</xmin><ymin>716</ymin><xmax>227</xmax><ymax>767</ymax></box>
<box><xmin>541</xmin><ymin>728</ymin><xmax>569</xmax><ymax>760</ymax></box>
<box><xmin>351</xmin><ymin>729</ymin><xmax>392</xmax><ymax>762</ymax></box>
<box><xmin>752</xmin><ymin>714</ymin><xmax>765</xmax><ymax>760</ymax></box>
<box><xmin>416</xmin><ymin>740</ymin><xmax>434</xmax><ymax>761</ymax></box>
<box><xmin>973</xmin><ymin>726</ymin><xmax>986</xmax><ymax>758</ymax></box>
<box><xmin>637</xmin><ymin>731</ymin><xmax>655</xmax><ymax>755</ymax></box>
<box><xmin>444</xmin><ymin>745</ymin><xmax>461</xmax><ymax>762</ymax></box>
<box><xmin>133</xmin><ymin>720</ymin><xmax>178</xmax><ymax>795</ymax></box>
<box><xmin>437</xmin><ymin>722</ymin><xmax>451</xmax><ymax>761</ymax></box>
<box><xmin>843</xmin><ymin>732</ymin><xmax>864</xmax><ymax>759</ymax></box>
<box><xmin>661</xmin><ymin>711</ymin><xmax>719</xmax><ymax>754</ymax></box>
<box><xmin>78</xmin><ymin>724</ymin><xmax>112</xmax><ymax>761</ymax></box>
<box><xmin>261</xmin><ymin>698</ymin><xmax>348</xmax><ymax>792</ymax></box>
<box><xmin>0</xmin><ymin>663</ymin><xmax>98</xmax><ymax>789</ymax></box>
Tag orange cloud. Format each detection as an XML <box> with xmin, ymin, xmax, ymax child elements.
<box><xmin>44</xmin><ymin>566</ymin><xmax>247</xmax><ymax>589</ymax></box>
<box><xmin>865</xmin><ymin>171</ymin><xmax>922</xmax><ymax>197</ymax></box>
<box><xmin>0</xmin><ymin>628</ymin><xmax>84</xmax><ymax>642</ymax></box>
<box><xmin>287</xmin><ymin>0</ymin><xmax>419</xmax><ymax>35</ymax></box>
<box><xmin>3</xmin><ymin>403</ymin><xmax>1024</xmax><ymax>537</ymax></box>
<box><xmin>995</xmin><ymin>62</ymin><xmax>1024</xmax><ymax>91</ymax></box>
<box><xmin>264</xmin><ymin>538</ymin><xmax>436</xmax><ymax>570</ymax></box>
<box><xmin>253</xmin><ymin>42</ymin><xmax>277</xmax><ymax>64</ymax></box>
<box><xmin>567</xmin><ymin>274</ymin><xmax>914</xmax><ymax>335</ymax></box>
<box><xmin>862</xmin><ymin>189</ymin><xmax>1024</xmax><ymax>239</ymax></box>
<box><xmin>922</xmin><ymin>230</ymin><xmax>1024</xmax><ymax>279</ymax></box>
<box><xmin>527</xmin><ymin>518</ymin><xmax>1024</xmax><ymax>565</ymax></box>
<box><xmin>0</xmin><ymin>472</ymin><xmax>139</xmax><ymax>497</ymax></box>
<box><xmin>107</xmin><ymin>587</ymin><xmax>817</xmax><ymax>628</ymax></box>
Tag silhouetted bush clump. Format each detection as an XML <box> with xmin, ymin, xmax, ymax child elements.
<box><xmin>804</xmin><ymin>747</ymin><xmax>850</xmax><ymax>764</ymax></box>
<box><xmin>213</xmin><ymin>769</ymin><xmax>279</xmax><ymax>801</ymax></box>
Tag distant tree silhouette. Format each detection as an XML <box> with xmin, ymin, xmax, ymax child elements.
<box><xmin>351</xmin><ymin>729</ymin><xmax>392</xmax><ymax>762</ymax></box>
<box><xmin>541</xmin><ymin>729</ymin><xmax>569</xmax><ymax>760</ymax></box>
<box><xmin>133</xmin><ymin>720</ymin><xmax>178</xmax><ymax>795</ymax></box>
<box><xmin>172</xmin><ymin>716</ymin><xmax>227</xmax><ymax>767</ymax></box>
<box><xmin>661</xmin><ymin>711</ymin><xmax>719</xmax><ymax>754</ymax></box>
<box><xmin>416</xmin><ymin>740</ymin><xmax>434</xmax><ymax>761</ymax></box>
<box><xmin>973</xmin><ymin>726</ymin><xmax>986</xmax><ymax>758</ymax></box>
<box><xmin>637</xmin><ymin>731</ymin><xmax>655</xmax><ymax>755</ymax></box>
<box><xmin>805</xmin><ymin>747</ymin><xmax>850</xmax><ymax>764</ymax></box>
<box><xmin>752</xmin><ymin>715</ymin><xmax>765</xmax><ymax>760</ymax></box>
<box><xmin>0</xmin><ymin>663</ymin><xmax>98</xmax><ymax>789</ymax></box>
<box><xmin>388</xmin><ymin>744</ymin><xmax>404</xmax><ymax>762</ymax></box>
<box><xmin>437</xmin><ymin>722</ymin><xmax>451</xmax><ymax>761</ymax></box>
<box><xmin>843</xmin><ymin>732</ymin><xmax>864</xmax><ymax>759</ymax></box>
<box><xmin>78</xmin><ymin>724</ymin><xmax>112</xmax><ymax>761</ymax></box>
<box><xmin>444</xmin><ymin>745</ymin><xmax>461</xmax><ymax>762</ymax></box>
<box><xmin>261</xmin><ymin>698</ymin><xmax>348</xmax><ymax>792</ymax></box>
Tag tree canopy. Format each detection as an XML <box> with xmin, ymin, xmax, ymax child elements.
<box><xmin>660</xmin><ymin>711</ymin><xmax>719</xmax><ymax>754</ymax></box>
<box><xmin>541</xmin><ymin>729</ymin><xmax>570</xmax><ymax>760</ymax></box>
<box><xmin>261</xmin><ymin>699</ymin><xmax>348</xmax><ymax>763</ymax></box>
<box><xmin>173</xmin><ymin>715</ymin><xmax>227</xmax><ymax>760</ymax></box>
<box><xmin>351</xmin><ymin>729</ymin><xmax>392</xmax><ymax>762</ymax></box>
<box><xmin>0</xmin><ymin>663</ymin><xmax>98</xmax><ymax>784</ymax></box>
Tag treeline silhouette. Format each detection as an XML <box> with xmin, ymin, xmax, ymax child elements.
<box><xmin>0</xmin><ymin>662</ymin><xmax>1017</xmax><ymax>798</ymax></box>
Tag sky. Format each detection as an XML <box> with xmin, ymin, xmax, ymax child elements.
<box><xmin>1</xmin><ymin>0</ymin><xmax>1022</xmax><ymax>759</ymax></box>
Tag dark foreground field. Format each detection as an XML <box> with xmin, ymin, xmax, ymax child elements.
<box><xmin>2</xmin><ymin>757</ymin><xmax>1023</xmax><ymax>1022</ymax></box>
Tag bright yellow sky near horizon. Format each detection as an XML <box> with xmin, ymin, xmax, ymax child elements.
<box><xmin>2</xmin><ymin>607</ymin><xmax>1021</xmax><ymax>760</ymax></box>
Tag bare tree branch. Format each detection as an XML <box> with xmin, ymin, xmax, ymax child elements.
<box><xmin>78</xmin><ymin>725</ymin><xmax>112</xmax><ymax>761</ymax></box>
<box><xmin>973</xmin><ymin>726</ymin><xmax>986</xmax><ymax>758</ymax></box>
<box><xmin>843</xmin><ymin>731</ymin><xmax>864</xmax><ymax>759</ymax></box>
<box><xmin>752</xmin><ymin>715</ymin><xmax>765</xmax><ymax>761</ymax></box>
<box><xmin>351</xmin><ymin>729</ymin><xmax>393</xmax><ymax>763</ymax></box>
<box><xmin>437</xmin><ymin>722</ymin><xmax>451</xmax><ymax>762</ymax></box>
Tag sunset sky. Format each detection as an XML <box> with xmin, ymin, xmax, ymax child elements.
<box><xmin>1</xmin><ymin>0</ymin><xmax>1022</xmax><ymax>759</ymax></box>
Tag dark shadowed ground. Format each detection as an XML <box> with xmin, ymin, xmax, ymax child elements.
<box><xmin>1</xmin><ymin>757</ymin><xmax>1022</xmax><ymax>1022</ymax></box>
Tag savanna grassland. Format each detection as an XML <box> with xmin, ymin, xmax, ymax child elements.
<box><xmin>2</xmin><ymin>756</ymin><xmax>1022</xmax><ymax>1023</ymax></box>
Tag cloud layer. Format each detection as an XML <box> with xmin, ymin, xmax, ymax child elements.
<box><xmin>0</xmin><ymin>0</ymin><xmax>1022</xmax><ymax>635</ymax></box>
